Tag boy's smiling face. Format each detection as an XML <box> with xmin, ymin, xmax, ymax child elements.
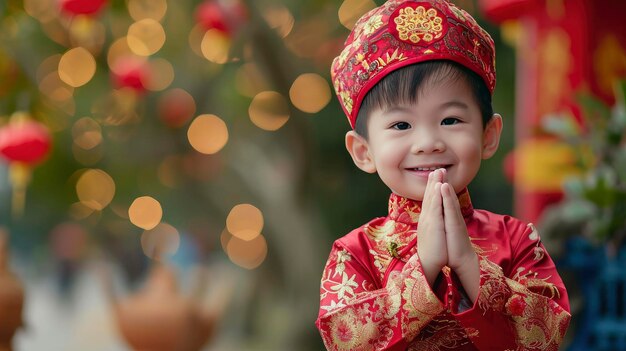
<box><xmin>345</xmin><ymin>75</ymin><xmax>502</xmax><ymax>201</ymax></box>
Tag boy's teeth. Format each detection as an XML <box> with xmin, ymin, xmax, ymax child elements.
<box><xmin>416</xmin><ymin>167</ymin><xmax>439</xmax><ymax>171</ymax></box>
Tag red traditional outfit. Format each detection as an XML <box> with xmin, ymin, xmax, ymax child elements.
<box><xmin>316</xmin><ymin>190</ymin><xmax>570</xmax><ymax>350</ymax></box>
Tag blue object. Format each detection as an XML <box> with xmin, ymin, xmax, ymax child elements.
<box><xmin>564</xmin><ymin>237</ymin><xmax>626</xmax><ymax>351</ymax></box>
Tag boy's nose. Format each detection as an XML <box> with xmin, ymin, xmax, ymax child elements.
<box><xmin>410</xmin><ymin>131</ymin><xmax>446</xmax><ymax>154</ymax></box>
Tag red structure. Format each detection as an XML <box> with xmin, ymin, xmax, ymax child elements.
<box><xmin>480</xmin><ymin>0</ymin><xmax>626</xmax><ymax>223</ymax></box>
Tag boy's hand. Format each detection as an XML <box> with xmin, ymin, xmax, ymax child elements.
<box><xmin>416</xmin><ymin>169</ymin><xmax>447</xmax><ymax>286</ymax></box>
<box><xmin>441</xmin><ymin>182</ymin><xmax>479</xmax><ymax>301</ymax></box>
<box><xmin>441</xmin><ymin>182</ymin><xmax>476</xmax><ymax>271</ymax></box>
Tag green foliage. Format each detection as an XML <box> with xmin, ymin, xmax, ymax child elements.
<box><xmin>543</xmin><ymin>81</ymin><xmax>626</xmax><ymax>247</ymax></box>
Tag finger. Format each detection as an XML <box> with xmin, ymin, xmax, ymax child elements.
<box><xmin>439</xmin><ymin>168</ymin><xmax>448</xmax><ymax>183</ymax></box>
<box><xmin>433</xmin><ymin>182</ymin><xmax>443</xmax><ymax>217</ymax></box>
<box><xmin>442</xmin><ymin>183</ymin><xmax>464</xmax><ymax>229</ymax></box>
<box><xmin>422</xmin><ymin>169</ymin><xmax>438</xmax><ymax>211</ymax></box>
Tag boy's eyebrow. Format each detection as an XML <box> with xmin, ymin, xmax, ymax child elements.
<box><xmin>382</xmin><ymin>101</ymin><xmax>469</xmax><ymax>114</ymax></box>
<box><xmin>439</xmin><ymin>100</ymin><xmax>469</xmax><ymax>110</ymax></box>
<box><xmin>382</xmin><ymin>106</ymin><xmax>413</xmax><ymax>114</ymax></box>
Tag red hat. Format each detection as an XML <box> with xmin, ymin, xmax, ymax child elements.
<box><xmin>332</xmin><ymin>0</ymin><xmax>496</xmax><ymax>128</ymax></box>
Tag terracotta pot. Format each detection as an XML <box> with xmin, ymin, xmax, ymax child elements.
<box><xmin>0</xmin><ymin>231</ymin><xmax>24</xmax><ymax>351</ymax></box>
<box><xmin>115</xmin><ymin>264</ymin><xmax>215</xmax><ymax>351</ymax></box>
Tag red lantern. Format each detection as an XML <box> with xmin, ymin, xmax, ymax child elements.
<box><xmin>59</xmin><ymin>0</ymin><xmax>108</xmax><ymax>16</ymax></box>
<box><xmin>0</xmin><ymin>112</ymin><xmax>52</xmax><ymax>217</ymax></box>
<box><xmin>195</xmin><ymin>0</ymin><xmax>248</xmax><ymax>36</ymax></box>
<box><xmin>111</xmin><ymin>57</ymin><xmax>151</xmax><ymax>93</ymax></box>
<box><xmin>0</xmin><ymin>114</ymin><xmax>51</xmax><ymax>165</ymax></box>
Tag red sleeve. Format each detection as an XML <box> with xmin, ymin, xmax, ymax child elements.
<box><xmin>316</xmin><ymin>241</ymin><xmax>445</xmax><ymax>351</ymax></box>
<box><xmin>451</xmin><ymin>222</ymin><xmax>571</xmax><ymax>351</ymax></box>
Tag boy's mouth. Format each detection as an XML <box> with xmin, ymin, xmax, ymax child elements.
<box><xmin>406</xmin><ymin>165</ymin><xmax>450</xmax><ymax>172</ymax></box>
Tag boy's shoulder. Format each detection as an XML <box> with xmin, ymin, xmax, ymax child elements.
<box><xmin>333</xmin><ymin>216</ymin><xmax>389</xmax><ymax>256</ymax></box>
<box><xmin>472</xmin><ymin>208</ymin><xmax>530</xmax><ymax>231</ymax></box>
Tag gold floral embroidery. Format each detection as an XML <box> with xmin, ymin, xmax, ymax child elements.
<box><xmin>395</xmin><ymin>267</ymin><xmax>443</xmax><ymax>340</ymax></box>
<box><xmin>328</xmin><ymin>307</ymin><xmax>379</xmax><ymax>351</ymax></box>
<box><xmin>409</xmin><ymin>318</ymin><xmax>472</xmax><ymax>350</ymax></box>
<box><xmin>334</xmin><ymin>249</ymin><xmax>352</xmax><ymax>277</ymax></box>
<box><xmin>479</xmin><ymin>257</ymin><xmax>570</xmax><ymax>351</ymax></box>
<box><xmin>506</xmin><ymin>280</ymin><xmax>570</xmax><ymax>350</ymax></box>
<box><xmin>477</xmin><ymin>258</ymin><xmax>511</xmax><ymax>313</ymax></box>
<box><xmin>338</xmin><ymin>89</ymin><xmax>353</xmax><ymax>114</ymax></box>
<box><xmin>365</xmin><ymin>220</ymin><xmax>396</xmax><ymax>240</ymax></box>
<box><xmin>363</xmin><ymin>14</ymin><xmax>384</xmax><ymax>36</ymax></box>
<box><xmin>393</xmin><ymin>6</ymin><xmax>444</xmax><ymax>44</ymax></box>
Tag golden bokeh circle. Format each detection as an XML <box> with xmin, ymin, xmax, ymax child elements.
<box><xmin>226</xmin><ymin>234</ymin><xmax>268</xmax><ymax>270</ymax></box>
<box><xmin>226</xmin><ymin>204</ymin><xmax>264</xmax><ymax>241</ymax></box>
<box><xmin>127</xmin><ymin>0</ymin><xmax>167</xmax><ymax>22</ymax></box>
<box><xmin>128</xmin><ymin>196</ymin><xmax>163</xmax><ymax>230</ymax></box>
<box><xmin>289</xmin><ymin>73</ymin><xmax>331</xmax><ymax>113</ymax></box>
<box><xmin>187</xmin><ymin>114</ymin><xmax>229</xmax><ymax>154</ymax></box>
<box><xmin>338</xmin><ymin>0</ymin><xmax>377</xmax><ymax>30</ymax></box>
<box><xmin>200</xmin><ymin>29</ymin><xmax>231</xmax><ymax>64</ymax></box>
<box><xmin>72</xmin><ymin>117</ymin><xmax>102</xmax><ymax>150</ymax></box>
<box><xmin>249</xmin><ymin>91</ymin><xmax>290</xmax><ymax>131</ymax></box>
<box><xmin>127</xmin><ymin>19</ymin><xmax>166</xmax><ymax>56</ymax></box>
<box><xmin>58</xmin><ymin>47</ymin><xmax>96</xmax><ymax>87</ymax></box>
<box><xmin>75</xmin><ymin>169</ymin><xmax>116</xmax><ymax>211</ymax></box>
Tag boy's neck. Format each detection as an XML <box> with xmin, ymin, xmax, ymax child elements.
<box><xmin>388</xmin><ymin>189</ymin><xmax>473</xmax><ymax>223</ymax></box>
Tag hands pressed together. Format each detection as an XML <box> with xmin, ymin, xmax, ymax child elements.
<box><xmin>416</xmin><ymin>168</ymin><xmax>480</xmax><ymax>302</ymax></box>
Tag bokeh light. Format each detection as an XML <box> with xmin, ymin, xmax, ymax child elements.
<box><xmin>39</xmin><ymin>72</ymin><xmax>74</xmax><ymax>103</ymax></box>
<box><xmin>127</xmin><ymin>19</ymin><xmax>166</xmax><ymax>56</ymax></box>
<box><xmin>128</xmin><ymin>196</ymin><xmax>163</xmax><ymax>230</ymax></box>
<box><xmin>262</xmin><ymin>5</ymin><xmax>295</xmax><ymax>38</ymax></box>
<box><xmin>72</xmin><ymin>143</ymin><xmax>103</xmax><ymax>166</ymax></box>
<box><xmin>289</xmin><ymin>73</ymin><xmax>331</xmax><ymax>113</ymax></box>
<box><xmin>338</xmin><ymin>0</ymin><xmax>376</xmax><ymax>30</ymax></box>
<box><xmin>187</xmin><ymin>114</ymin><xmax>229</xmax><ymax>154</ymax></box>
<box><xmin>68</xmin><ymin>16</ymin><xmax>106</xmax><ymax>55</ymax></box>
<box><xmin>23</xmin><ymin>0</ymin><xmax>57</xmax><ymax>23</ymax></box>
<box><xmin>68</xmin><ymin>201</ymin><xmax>95</xmax><ymax>220</ymax></box>
<box><xmin>226</xmin><ymin>234</ymin><xmax>268</xmax><ymax>270</ymax></box>
<box><xmin>127</xmin><ymin>0</ymin><xmax>168</xmax><ymax>22</ymax></box>
<box><xmin>188</xmin><ymin>23</ymin><xmax>206</xmax><ymax>58</ymax></box>
<box><xmin>145</xmin><ymin>58</ymin><xmax>174</xmax><ymax>91</ymax></box>
<box><xmin>158</xmin><ymin>88</ymin><xmax>196</xmax><ymax>128</ymax></box>
<box><xmin>141</xmin><ymin>223</ymin><xmax>180</xmax><ymax>260</ymax></box>
<box><xmin>248</xmin><ymin>91</ymin><xmax>290</xmax><ymax>131</ymax></box>
<box><xmin>72</xmin><ymin>117</ymin><xmax>102</xmax><ymax>150</ymax></box>
<box><xmin>75</xmin><ymin>169</ymin><xmax>116</xmax><ymax>211</ymax></box>
<box><xmin>284</xmin><ymin>19</ymin><xmax>330</xmax><ymax>58</ymax></box>
<box><xmin>58</xmin><ymin>47</ymin><xmax>97</xmax><ymax>87</ymax></box>
<box><xmin>200</xmin><ymin>29</ymin><xmax>231</xmax><ymax>64</ymax></box>
<box><xmin>107</xmin><ymin>38</ymin><xmax>135</xmax><ymax>69</ymax></box>
<box><xmin>226</xmin><ymin>204</ymin><xmax>264</xmax><ymax>241</ymax></box>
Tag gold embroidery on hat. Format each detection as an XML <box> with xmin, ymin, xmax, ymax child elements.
<box><xmin>375</xmin><ymin>48</ymin><xmax>407</xmax><ymax>69</ymax></box>
<box><xmin>363</xmin><ymin>14</ymin><xmax>384</xmax><ymax>36</ymax></box>
<box><xmin>394</xmin><ymin>6</ymin><xmax>444</xmax><ymax>44</ymax></box>
<box><xmin>339</xmin><ymin>90</ymin><xmax>353</xmax><ymax>114</ymax></box>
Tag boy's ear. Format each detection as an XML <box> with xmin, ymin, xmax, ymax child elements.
<box><xmin>345</xmin><ymin>131</ymin><xmax>376</xmax><ymax>173</ymax></box>
<box><xmin>482</xmin><ymin>113</ymin><xmax>503</xmax><ymax>160</ymax></box>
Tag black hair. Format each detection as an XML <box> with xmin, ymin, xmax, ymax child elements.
<box><xmin>354</xmin><ymin>60</ymin><xmax>493</xmax><ymax>138</ymax></box>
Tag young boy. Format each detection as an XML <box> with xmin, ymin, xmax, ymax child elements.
<box><xmin>316</xmin><ymin>0</ymin><xmax>571</xmax><ymax>350</ymax></box>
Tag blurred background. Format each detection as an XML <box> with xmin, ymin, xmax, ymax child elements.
<box><xmin>0</xmin><ymin>0</ymin><xmax>625</xmax><ymax>350</ymax></box>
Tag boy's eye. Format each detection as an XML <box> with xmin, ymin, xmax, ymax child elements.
<box><xmin>441</xmin><ymin>117</ymin><xmax>461</xmax><ymax>126</ymax></box>
<box><xmin>392</xmin><ymin>122</ymin><xmax>411</xmax><ymax>130</ymax></box>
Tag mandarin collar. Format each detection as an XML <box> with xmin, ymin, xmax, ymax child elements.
<box><xmin>388</xmin><ymin>188</ymin><xmax>474</xmax><ymax>224</ymax></box>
